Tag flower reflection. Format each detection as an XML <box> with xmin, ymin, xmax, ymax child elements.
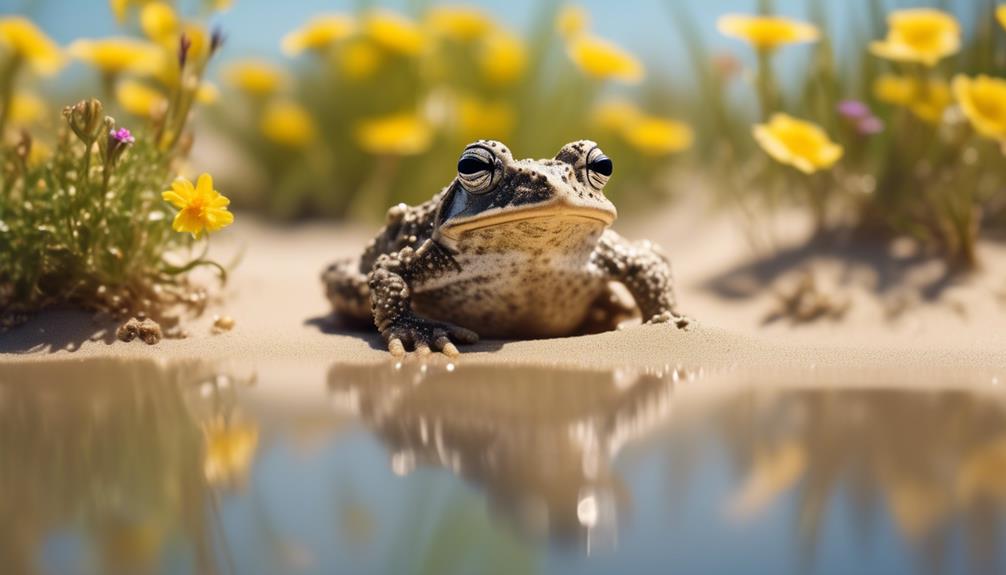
<box><xmin>202</xmin><ymin>416</ymin><xmax>260</xmax><ymax>487</ymax></box>
<box><xmin>0</xmin><ymin>358</ymin><xmax>255</xmax><ymax>575</ymax></box>
<box><xmin>715</xmin><ymin>389</ymin><xmax>1006</xmax><ymax>570</ymax></box>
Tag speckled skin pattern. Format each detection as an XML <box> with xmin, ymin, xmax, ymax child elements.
<box><xmin>322</xmin><ymin>139</ymin><xmax>691</xmax><ymax>356</ymax></box>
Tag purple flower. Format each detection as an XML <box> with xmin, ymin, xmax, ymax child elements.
<box><xmin>857</xmin><ymin>116</ymin><xmax>885</xmax><ymax>135</ymax></box>
<box><xmin>837</xmin><ymin>100</ymin><xmax>871</xmax><ymax>120</ymax></box>
<box><xmin>110</xmin><ymin>127</ymin><xmax>135</xmax><ymax>145</ymax></box>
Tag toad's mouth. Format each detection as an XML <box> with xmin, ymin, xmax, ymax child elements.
<box><xmin>436</xmin><ymin>203</ymin><xmax>616</xmax><ymax>241</ymax></box>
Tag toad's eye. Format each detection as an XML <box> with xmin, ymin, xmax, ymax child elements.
<box><xmin>585</xmin><ymin>146</ymin><xmax>613</xmax><ymax>190</ymax></box>
<box><xmin>457</xmin><ymin>145</ymin><xmax>501</xmax><ymax>194</ymax></box>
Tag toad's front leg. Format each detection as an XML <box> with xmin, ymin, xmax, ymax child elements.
<box><xmin>368</xmin><ymin>240</ymin><xmax>480</xmax><ymax>357</ymax></box>
<box><xmin>592</xmin><ymin>230</ymin><xmax>693</xmax><ymax>330</ymax></box>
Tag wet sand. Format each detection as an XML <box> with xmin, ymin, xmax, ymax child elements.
<box><xmin>2</xmin><ymin>213</ymin><xmax>1005</xmax><ymax>382</ymax></box>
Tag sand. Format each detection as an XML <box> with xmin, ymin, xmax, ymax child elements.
<box><xmin>2</xmin><ymin>208</ymin><xmax>1006</xmax><ymax>384</ymax></box>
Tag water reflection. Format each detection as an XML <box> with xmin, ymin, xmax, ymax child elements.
<box><xmin>327</xmin><ymin>363</ymin><xmax>689</xmax><ymax>552</ymax></box>
<box><xmin>715</xmin><ymin>388</ymin><xmax>1006</xmax><ymax>575</ymax></box>
<box><xmin>0</xmin><ymin>359</ymin><xmax>255</xmax><ymax>575</ymax></box>
<box><xmin>1</xmin><ymin>358</ymin><xmax>1006</xmax><ymax>574</ymax></box>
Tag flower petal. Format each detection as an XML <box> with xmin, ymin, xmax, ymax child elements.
<box><xmin>195</xmin><ymin>173</ymin><xmax>215</xmax><ymax>197</ymax></box>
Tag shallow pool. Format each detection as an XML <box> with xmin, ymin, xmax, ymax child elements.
<box><xmin>2</xmin><ymin>358</ymin><xmax>1005</xmax><ymax>575</ymax></box>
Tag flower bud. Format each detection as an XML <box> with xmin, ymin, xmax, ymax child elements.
<box><xmin>62</xmin><ymin>98</ymin><xmax>105</xmax><ymax>143</ymax></box>
<box><xmin>210</xmin><ymin>26</ymin><xmax>226</xmax><ymax>56</ymax></box>
<box><xmin>105</xmin><ymin>126</ymin><xmax>135</xmax><ymax>168</ymax></box>
<box><xmin>179</xmin><ymin>34</ymin><xmax>192</xmax><ymax>69</ymax></box>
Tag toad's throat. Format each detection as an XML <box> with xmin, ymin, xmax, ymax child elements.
<box><xmin>437</xmin><ymin>204</ymin><xmax>616</xmax><ymax>241</ymax></box>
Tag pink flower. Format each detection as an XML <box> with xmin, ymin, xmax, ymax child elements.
<box><xmin>110</xmin><ymin>127</ymin><xmax>135</xmax><ymax>144</ymax></box>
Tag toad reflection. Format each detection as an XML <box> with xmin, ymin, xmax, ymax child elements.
<box><xmin>326</xmin><ymin>362</ymin><xmax>690</xmax><ymax>549</ymax></box>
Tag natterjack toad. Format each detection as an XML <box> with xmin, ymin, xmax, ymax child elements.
<box><xmin>323</xmin><ymin>140</ymin><xmax>691</xmax><ymax>356</ymax></box>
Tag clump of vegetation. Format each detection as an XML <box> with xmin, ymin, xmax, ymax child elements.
<box><xmin>0</xmin><ymin>8</ymin><xmax>233</xmax><ymax>333</ymax></box>
<box><xmin>213</xmin><ymin>4</ymin><xmax>694</xmax><ymax>219</ymax></box>
<box><xmin>670</xmin><ymin>0</ymin><xmax>1006</xmax><ymax>269</ymax></box>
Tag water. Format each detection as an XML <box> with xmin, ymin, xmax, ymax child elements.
<box><xmin>2</xmin><ymin>358</ymin><xmax>1006</xmax><ymax>575</ymax></box>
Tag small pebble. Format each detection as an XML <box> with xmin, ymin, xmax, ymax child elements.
<box><xmin>116</xmin><ymin>317</ymin><xmax>162</xmax><ymax>345</ymax></box>
<box><xmin>212</xmin><ymin>314</ymin><xmax>235</xmax><ymax>334</ymax></box>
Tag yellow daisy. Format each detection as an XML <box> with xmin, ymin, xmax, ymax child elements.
<box><xmin>68</xmin><ymin>37</ymin><xmax>163</xmax><ymax>76</ymax></box>
<box><xmin>162</xmin><ymin>173</ymin><xmax>234</xmax><ymax>239</ymax></box>
<box><xmin>364</xmin><ymin>10</ymin><xmax>425</xmax><ymax>56</ymax></box>
<box><xmin>224</xmin><ymin>59</ymin><xmax>286</xmax><ymax>96</ymax></box>
<box><xmin>116</xmin><ymin>80</ymin><xmax>166</xmax><ymax>118</ymax></box>
<box><xmin>953</xmin><ymin>75</ymin><xmax>1006</xmax><ymax>142</ymax></box>
<box><xmin>355</xmin><ymin>112</ymin><xmax>432</xmax><ymax>155</ymax></box>
<box><xmin>874</xmin><ymin>74</ymin><xmax>951</xmax><ymax>124</ymax></box>
<box><xmin>753</xmin><ymin>114</ymin><xmax>843</xmax><ymax>174</ymax></box>
<box><xmin>717</xmin><ymin>14</ymin><xmax>820</xmax><ymax>51</ymax></box>
<box><xmin>622</xmin><ymin>116</ymin><xmax>694</xmax><ymax>156</ymax></box>
<box><xmin>869</xmin><ymin>8</ymin><xmax>960</xmax><ymax>67</ymax></box>
<box><xmin>479</xmin><ymin>30</ymin><xmax>526</xmax><ymax>86</ymax></box>
<box><xmin>566</xmin><ymin>35</ymin><xmax>643</xmax><ymax>84</ymax></box>
<box><xmin>426</xmin><ymin>6</ymin><xmax>493</xmax><ymax>42</ymax></box>
<box><xmin>281</xmin><ymin>14</ymin><xmax>355</xmax><ymax>56</ymax></box>
<box><xmin>260</xmin><ymin>100</ymin><xmax>315</xmax><ymax>147</ymax></box>
<box><xmin>0</xmin><ymin>16</ymin><xmax>64</xmax><ymax>75</ymax></box>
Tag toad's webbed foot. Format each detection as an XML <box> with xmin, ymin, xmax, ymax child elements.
<box><xmin>380</xmin><ymin>315</ymin><xmax>479</xmax><ymax>358</ymax></box>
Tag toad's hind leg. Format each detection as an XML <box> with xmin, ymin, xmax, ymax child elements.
<box><xmin>322</xmin><ymin>258</ymin><xmax>372</xmax><ymax>323</ymax></box>
<box><xmin>578</xmin><ymin>282</ymin><xmax>639</xmax><ymax>334</ymax></box>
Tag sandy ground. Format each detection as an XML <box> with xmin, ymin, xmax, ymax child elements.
<box><xmin>2</xmin><ymin>205</ymin><xmax>1006</xmax><ymax>381</ymax></box>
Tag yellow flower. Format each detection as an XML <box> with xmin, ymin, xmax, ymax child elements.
<box><xmin>281</xmin><ymin>14</ymin><xmax>355</xmax><ymax>56</ymax></box>
<box><xmin>426</xmin><ymin>6</ymin><xmax>493</xmax><ymax>42</ymax></box>
<box><xmin>457</xmin><ymin>96</ymin><xmax>514</xmax><ymax>141</ymax></box>
<box><xmin>999</xmin><ymin>5</ymin><xmax>1006</xmax><ymax>31</ymax></box>
<box><xmin>480</xmin><ymin>30</ymin><xmax>526</xmax><ymax>86</ymax></box>
<box><xmin>873</xmin><ymin>74</ymin><xmax>951</xmax><ymax>124</ymax></box>
<box><xmin>869</xmin><ymin>8</ymin><xmax>960</xmax><ymax>67</ymax></box>
<box><xmin>8</xmin><ymin>91</ymin><xmax>45</xmax><ymax>125</ymax></box>
<box><xmin>109</xmin><ymin>0</ymin><xmax>155</xmax><ymax>23</ymax></box>
<box><xmin>753</xmin><ymin>113</ymin><xmax>843</xmax><ymax>174</ymax></box>
<box><xmin>621</xmin><ymin>115</ymin><xmax>694</xmax><ymax>156</ymax></box>
<box><xmin>140</xmin><ymin>2</ymin><xmax>177</xmax><ymax>43</ymax></box>
<box><xmin>956</xmin><ymin>436</ymin><xmax>1006</xmax><ymax>504</ymax></box>
<box><xmin>178</xmin><ymin>22</ymin><xmax>211</xmax><ymax>62</ymax></box>
<box><xmin>339</xmin><ymin>40</ymin><xmax>382</xmax><ymax>79</ymax></box>
<box><xmin>594</xmin><ymin>98</ymin><xmax>644</xmax><ymax>132</ymax></box>
<box><xmin>202</xmin><ymin>418</ymin><xmax>259</xmax><ymax>486</ymax></box>
<box><xmin>116</xmin><ymin>79</ymin><xmax>166</xmax><ymax>118</ymax></box>
<box><xmin>162</xmin><ymin>173</ymin><xmax>234</xmax><ymax>239</ymax></box>
<box><xmin>557</xmin><ymin>5</ymin><xmax>590</xmax><ymax>39</ymax></box>
<box><xmin>68</xmin><ymin>37</ymin><xmax>162</xmax><ymax>76</ymax></box>
<box><xmin>210</xmin><ymin>0</ymin><xmax>234</xmax><ymax>12</ymax></box>
<box><xmin>716</xmin><ymin>14</ymin><xmax>819</xmax><ymax>51</ymax></box>
<box><xmin>566</xmin><ymin>35</ymin><xmax>643</xmax><ymax>84</ymax></box>
<box><xmin>355</xmin><ymin>112</ymin><xmax>432</xmax><ymax>155</ymax></box>
<box><xmin>953</xmin><ymin>75</ymin><xmax>1006</xmax><ymax>142</ymax></box>
<box><xmin>224</xmin><ymin>59</ymin><xmax>286</xmax><ymax>96</ymax></box>
<box><xmin>0</xmin><ymin>17</ymin><xmax>64</xmax><ymax>75</ymax></box>
<box><xmin>197</xmin><ymin>81</ymin><xmax>219</xmax><ymax>104</ymax></box>
<box><xmin>364</xmin><ymin>10</ymin><xmax>425</xmax><ymax>56</ymax></box>
<box><xmin>260</xmin><ymin>100</ymin><xmax>315</xmax><ymax>147</ymax></box>
<box><xmin>27</xmin><ymin>139</ymin><xmax>51</xmax><ymax>167</ymax></box>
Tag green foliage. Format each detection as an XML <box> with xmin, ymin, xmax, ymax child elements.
<box><xmin>213</xmin><ymin>3</ymin><xmax>693</xmax><ymax>221</ymax></box>
<box><xmin>669</xmin><ymin>0</ymin><xmax>1006</xmax><ymax>268</ymax></box>
<box><xmin>0</xmin><ymin>9</ymin><xmax>228</xmax><ymax>328</ymax></box>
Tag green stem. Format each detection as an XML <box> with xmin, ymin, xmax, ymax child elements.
<box><xmin>755</xmin><ymin>49</ymin><xmax>777</xmax><ymax>119</ymax></box>
<box><xmin>0</xmin><ymin>55</ymin><xmax>22</xmax><ymax>144</ymax></box>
